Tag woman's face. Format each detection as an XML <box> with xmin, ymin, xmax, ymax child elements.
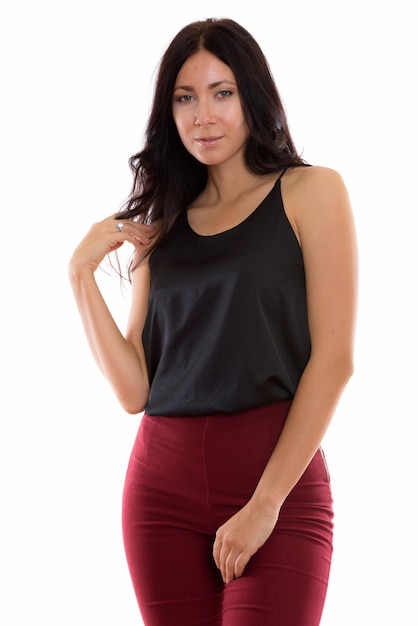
<box><xmin>172</xmin><ymin>49</ymin><xmax>249</xmax><ymax>168</ymax></box>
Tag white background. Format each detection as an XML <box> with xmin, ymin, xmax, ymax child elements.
<box><xmin>1</xmin><ymin>1</ymin><xmax>416</xmax><ymax>624</ymax></box>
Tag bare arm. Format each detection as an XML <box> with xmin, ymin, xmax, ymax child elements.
<box><xmin>213</xmin><ymin>166</ymin><xmax>358</xmax><ymax>582</ymax></box>
<box><xmin>68</xmin><ymin>214</ymin><xmax>155</xmax><ymax>414</ymax></box>
<box><xmin>252</xmin><ymin>166</ymin><xmax>358</xmax><ymax>505</ymax></box>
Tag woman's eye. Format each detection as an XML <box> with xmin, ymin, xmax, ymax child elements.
<box><xmin>178</xmin><ymin>94</ymin><xmax>193</xmax><ymax>102</ymax></box>
<box><xmin>217</xmin><ymin>90</ymin><xmax>232</xmax><ymax>98</ymax></box>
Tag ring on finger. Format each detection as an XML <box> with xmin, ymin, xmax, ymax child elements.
<box><xmin>116</xmin><ymin>222</ymin><xmax>124</xmax><ymax>232</ymax></box>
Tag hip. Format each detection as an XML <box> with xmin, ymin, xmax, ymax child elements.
<box><xmin>126</xmin><ymin>401</ymin><xmax>333</xmax><ymax>534</ymax></box>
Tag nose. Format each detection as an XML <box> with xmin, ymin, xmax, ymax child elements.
<box><xmin>194</xmin><ymin>98</ymin><xmax>214</xmax><ymax>126</ymax></box>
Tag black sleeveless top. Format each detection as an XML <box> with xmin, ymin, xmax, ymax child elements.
<box><xmin>142</xmin><ymin>173</ymin><xmax>311</xmax><ymax>416</ymax></box>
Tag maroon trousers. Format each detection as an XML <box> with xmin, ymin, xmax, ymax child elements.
<box><xmin>122</xmin><ymin>401</ymin><xmax>334</xmax><ymax>626</ymax></box>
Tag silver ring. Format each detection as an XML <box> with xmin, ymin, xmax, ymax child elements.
<box><xmin>116</xmin><ymin>222</ymin><xmax>124</xmax><ymax>232</ymax></box>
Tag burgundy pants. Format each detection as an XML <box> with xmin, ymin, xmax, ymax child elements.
<box><xmin>122</xmin><ymin>401</ymin><xmax>334</xmax><ymax>626</ymax></box>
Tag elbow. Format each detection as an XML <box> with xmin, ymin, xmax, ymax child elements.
<box><xmin>116</xmin><ymin>386</ymin><xmax>149</xmax><ymax>416</ymax></box>
<box><xmin>124</xmin><ymin>404</ymin><xmax>145</xmax><ymax>415</ymax></box>
<box><xmin>332</xmin><ymin>353</ymin><xmax>355</xmax><ymax>389</ymax></box>
<box><xmin>309</xmin><ymin>348</ymin><xmax>355</xmax><ymax>390</ymax></box>
<box><xmin>347</xmin><ymin>357</ymin><xmax>355</xmax><ymax>381</ymax></box>
<box><xmin>119</xmin><ymin>398</ymin><xmax>146</xmax><ymax>415</ymax></box>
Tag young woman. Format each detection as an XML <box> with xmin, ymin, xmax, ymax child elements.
<box><xmin>69</xmin><ymin>18</ymin><xmax>358</xmax><ymax>626</ymax></box>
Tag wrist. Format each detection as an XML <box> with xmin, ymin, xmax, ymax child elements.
<box><xmin>68</xmin><ymin>259</ymin><xmax>97</xmax><ymax>284</ymax></box>
<box><xmin>250</xmin><ymin>488</ymin><xmax>284</xmax><ymax>518</ymax></box>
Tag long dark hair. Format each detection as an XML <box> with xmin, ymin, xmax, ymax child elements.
<box><xmin>119</xmin><ymin>18</ymin><xmax>306</xmax><ymax>257</ymax></box>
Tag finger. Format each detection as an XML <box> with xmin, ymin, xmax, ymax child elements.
<box><xmin>213</xmin><ymin>525</ymin><xmax>226</xmax><ymax>570</ymax></box>
<box><xmin>214</xmin><ymin>536</ymin><xmax>231</xmax><ymax>584</ymax></box>
<box><xmin>225</xmin><ymin>550</ymin><xmax>241</xmax><ymax>584</ymax></box>
<box><xmin>218</xmin><ymin>543</ymin><xmax>230</xmax><ymax>583</ymax></box>
<box><xmin>213</xmin><ymin>539</ymin><xmax>221</xmax><ymax>570</ymax></box>
<box><xmin>115</xmin><ymin>221</ymin><xmax>155</xmax><ymax>246</ymax></box>
<box><xmin>112</xmin><ymin>223</ymin><xmax>152</xmax><ymax>248</ymax></box>
<box><xmin>234</xmin><ymin>551</ymin><xmax>250</xmax><ymax>579</ymax></box>
<box><xmin>131</xmin><ymin>222</ymin><xmax>157</xmax><ymax>243</ymax></box>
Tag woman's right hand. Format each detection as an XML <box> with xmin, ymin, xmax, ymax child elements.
<box><xmin>67</xmin><ymin>213</ymin><xmax>154</xmax><ymax>413</ymax></box>
<box><xmin>69</xmin><ymin>213</ymin><xmax>156</xmax><ymax>274</ymax></box>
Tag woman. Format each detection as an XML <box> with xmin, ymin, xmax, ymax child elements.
<box><xmin>69</xmin><ymin>18</ymin><xmax>358</xmax><ymax>626</ymax></box>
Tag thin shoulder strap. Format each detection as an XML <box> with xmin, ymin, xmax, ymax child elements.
<box><xmin>278</xmin><ymin>167</ymin><xmax>288</xmax><ymax>181</ymax></box>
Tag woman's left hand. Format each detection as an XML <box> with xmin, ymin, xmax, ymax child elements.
<box><xmin>212</xmin><ymin>499</ymin><xmax>280</xmax><ymax>583</ymax></box>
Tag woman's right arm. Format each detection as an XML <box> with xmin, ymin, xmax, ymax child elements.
<box><xmin>68</xmin><ymin>214</ymin><xmax>155</xmax><ymax>414</ymax></box>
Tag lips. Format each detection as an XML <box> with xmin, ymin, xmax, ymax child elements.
<box><xmin>195</xmin><ymin>135</ymin><xmax>223</xmax><ymax>147</ymax></box>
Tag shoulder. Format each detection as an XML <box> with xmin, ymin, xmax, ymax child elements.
<box><xmin>285</xmin><ymin>165</ymin><xmax>348</xmax><ymax>204</ymax></box>
<box><xmin>282</xmin><ymin>166</ymin><xmax>352</xmax><ymax>243</ymax></box>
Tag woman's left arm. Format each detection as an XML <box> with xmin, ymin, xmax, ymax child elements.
<box><xmin>213</xmin><ymin>166</ymin><xmax>358</xmax><ymax>583</ymax></box>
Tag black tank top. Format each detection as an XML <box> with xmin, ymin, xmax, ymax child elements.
<box><xmin>142</xmin><ymin>172</ymin><xmax>311</xmax><ymax>416</ymax></box>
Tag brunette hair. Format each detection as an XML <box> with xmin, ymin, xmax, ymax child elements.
<box><xmin>119</xmin><ymin>18</ymin><xmax>306</xmax><ymax>260</ymax></box>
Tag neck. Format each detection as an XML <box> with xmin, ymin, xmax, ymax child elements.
<box><xmin>204</xmin><ymin>166</ymin><xmax>270</xmax><ymax>206</ymax></box>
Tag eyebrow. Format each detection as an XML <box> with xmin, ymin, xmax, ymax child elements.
<box><xmin>173</xmin><ymin>80</ymin><xmax>236</xmax><ymax>91</ymax></box>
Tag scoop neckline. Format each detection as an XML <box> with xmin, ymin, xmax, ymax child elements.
<box><xmin>184</xmin><ymin>175</ymin><xmax>282</xmax><ymax>239</ymax></box>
